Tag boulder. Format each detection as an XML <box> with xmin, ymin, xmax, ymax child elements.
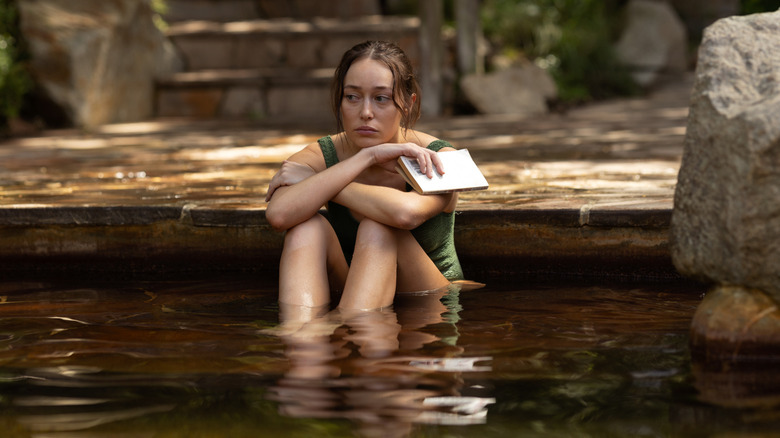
<box><xmin>671</xmin><ymin>10</ymin><xmax>780</xmax><ymax>363</ymax></box>
<box><xmin>18</xmin><ymin>0</ymin><xmax>182</xmax><ymax>129</ymax></box>
<box><xmin>615</xmin><ymin>0</ymin><xmax>688</xmax><ymax>87</ymax></box>
<box><xmin>689</xmin><ymin>286</ymin><xmax>780</xmax><ymax>364</ymax></box>
<box><xmin>671</xmin><ymin>10</ymin><xmax>780</xmax><ymax>302</ymax></box>
<box><xmin>459</xmin><ymin>62</ymin><xmax>557</xmax><ymax>116</ymax></box>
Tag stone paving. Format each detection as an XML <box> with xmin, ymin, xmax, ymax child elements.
<box><xmin>0</xmin><ymin>75</ymin><xmax>694</xmax><ymax>279</ymax></box>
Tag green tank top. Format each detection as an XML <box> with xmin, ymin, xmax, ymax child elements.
<box><xmin>318</xmin><ymin>136</ymin><xmax>464</xmax><ymax>281</ymax></box>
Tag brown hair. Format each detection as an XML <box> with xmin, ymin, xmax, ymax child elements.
<box><xmin>331</xmin><ymin>40</ymin><xmax>421</xmax><ymax>133</ymax></box>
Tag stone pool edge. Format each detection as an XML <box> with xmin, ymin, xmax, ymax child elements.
<box><xmin>0</xmin><ymin>204</ymin><xmax>679</xmax><ymax>281</ymax></box>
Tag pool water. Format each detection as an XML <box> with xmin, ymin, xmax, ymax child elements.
<box><xmin>0</xmin><ymin>276</ymin><xmax>777</xmax><ymax>437</ymax></box>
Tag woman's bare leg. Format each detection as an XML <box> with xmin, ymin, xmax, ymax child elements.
<box><xmin>339</xmin><ymin>219</ymin><xmax>398</xmax><ymax>310</ymax></box>
<box><xmin>338</xmin><ymin>219</ymin><xmax>450</xmax><ymax>310</ymax></box>
<box><xmin>279</xmin><ymin>214</ymin><xmax>348</xmax><ymax>308</ymax></box>
<box><xmin>394</xmin><ymin>230</ymin><xmax>450</xmax><ymax>293</ymax></box>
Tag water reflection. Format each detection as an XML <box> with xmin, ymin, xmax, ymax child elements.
<box><xmin>268</xmin><ymin>284</ymin><xmax>495</xmax><ymax>437</ymax></box>
<box><xmin>1</xmin><ymin>278</ymin><xmax>777</xmax><ymax>436</ymax></box>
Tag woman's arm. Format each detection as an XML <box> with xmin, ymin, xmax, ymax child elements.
<box><xmin>333</xmin><ymin>145</ymin><xmax>459</xmax><ymax>229</ymax></box>
<box><xmin>265</xmin><ymin>143</ymin><xmax>371</xmax><ymax>231</ymax></box>
<box><xmin>265</xmin><ymin>141</ymin><xmax>445</xmax><ymax>231</ymax></box>
<box><xmin>333</xmin><ymin>182</ymin><xmax>456</xmax><ymax>230</ymax></box>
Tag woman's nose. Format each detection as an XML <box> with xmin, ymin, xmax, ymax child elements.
<box><xmin>360</xmin><ymin>101</ymin><xmax>373</xmax><ymax>120</ymax></box>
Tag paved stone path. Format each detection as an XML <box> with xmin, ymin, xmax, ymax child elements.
<box><xmin>0</xmin><ymin>75</ymin><xmax>694</xmax><ymax>279</ymax></box>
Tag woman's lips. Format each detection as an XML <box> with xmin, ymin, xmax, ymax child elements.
<box><xmin>355</xmin><ymin>126</ymin><xmax>378</xmax><ymax>135</ymax></box>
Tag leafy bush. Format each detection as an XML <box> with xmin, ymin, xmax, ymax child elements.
<box><xmin>151</xmin><ymin>0</ymin><xmax>169</xmax><ymax>31</ymax></box>
<box><xmin>481</xmin><ymin>0</ymin><xmax>639</xmax><ymax>103</ymax></box>
<box><xmin>741</xmin><ymin>0</ymin><xmax>780</xmax><ymax>14</ymax></box>
<box><xmin>0</xmin><ymin>0</ymin><xmax>32</xmax><ymax>125</ymax></box>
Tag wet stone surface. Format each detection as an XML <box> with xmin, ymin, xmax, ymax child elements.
<box><xmin>0</xmin><ymin>77</ymin><xmax>693</xmax><ymax>278</ymax></box>
<box><xmin>0</xmin><ymin>77</ymin><xmax>692</xmax><ymax>223</ymax></box>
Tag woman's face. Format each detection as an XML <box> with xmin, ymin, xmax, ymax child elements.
<box><xmin>340</xmin><ymin>58</ymin><xmax>404</xmax><ymax>149</ymax></box>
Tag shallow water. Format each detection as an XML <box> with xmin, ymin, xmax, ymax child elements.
<box><xmin>0</xmin><ymin>276</ymin><xmax>776</xmax><ymax>437</ymax></box>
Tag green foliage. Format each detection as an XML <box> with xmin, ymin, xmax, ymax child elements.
<box><xmin>740</xmin><ymin>0</ymin><xmax>780</xmax><ymax>14</ymax></box>
<box><xmin>151</xmin><ymin>0</ymin><xmax>169</xmax><ymax>15</ymax></box>
<box><xmin>481</xmin><ymin>0</ymin><xmax>639</xmax><ymax>103</ymax></box>
<box><xmin>0</xmin><ymin>0</ymin><xmax>32</xmax><ymax>123</ymax></box>
<box><xmin>151</xmin><ymin>0</ymin><xmax>169</xmax><ymax>31</ymax></box>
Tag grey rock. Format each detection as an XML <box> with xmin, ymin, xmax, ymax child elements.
<box><xmin>460</xmin><ymin>62</ymin><xmax>557</xmax><ymax>116</ymax></box>
<box><xmin>671</xmin><ymin>10</ymin><xmax>780</xmax><ymax>303</ymax></box>
<box><xmin>615</xmin><ymin>0</ymin><xmax>688</xmax><ymax>87</ymax></box>
<box><xmin>18</xmin><ymin>0</ymin><xmax>183</xmax><ymax>128</ymax></box>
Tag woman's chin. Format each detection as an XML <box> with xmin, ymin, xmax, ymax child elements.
<box><xmin>349</xmin><ymin>136</ymin><xmax>384</xmax><ymax>149</ymax></box>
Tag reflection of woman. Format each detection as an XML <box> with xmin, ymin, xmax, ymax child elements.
<box><xmin>265</xmin><ymin>40</ymin><xmax>463</xmax><ymax>311</ymax></box>
<box><xmin>269</xmin><ymin>286</ymin><xmax>473</xmax><ymax>438</ymax></box>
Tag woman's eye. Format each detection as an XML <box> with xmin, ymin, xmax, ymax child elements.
<box><xmin>345</xmin><ymin>94</ymin><xmax>360</xmax><ymax>102</ymax></box>
<box><xmin>375</xmin><ymin>95</ymin><xmax>391</xmax><ymax>103</ymax></box>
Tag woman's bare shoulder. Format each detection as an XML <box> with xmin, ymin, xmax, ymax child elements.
<box><xmin>407</xmin><ymin>130</ymin><xmax>439</xmax><ymax>147</ymax></box>
<box><xmin>408</xmin><ymin>130</ymin><xmax>456</xmax><ymax>151</ymax></box>
<box><xmin>287</xmin><ymin>140</ymin><xmax>327</xmax><ymax>171</ymax></box>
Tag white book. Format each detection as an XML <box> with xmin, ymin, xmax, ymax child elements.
<box><xmin>396</xmin><ymin>149</ymin><xmax>489</xmax><ymax>194</ymax></box>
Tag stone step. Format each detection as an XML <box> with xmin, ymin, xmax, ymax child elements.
<box><xmin>157</xmin><ymin>15</ymin><xmax>421</xmax><ymax>119</ymax></box>
<box><xmin>165</xmin><ymin>16</ymin><xmax>420</xmax><ymax>71</ymax></box>
<box><xmin>163</xmin><ymin>0</ymin><xmax>382</xmax><ymax>22</ymax></box>
<box><xmin>155</xmin><ymin>68</ymin><xmax>333</xmax><ymax>119</ymax></box>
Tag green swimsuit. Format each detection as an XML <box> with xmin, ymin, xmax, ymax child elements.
<box><xmin>318</xmin><ymin>136</ymin><xmax>464</xmax><ymax>281</ymax></box>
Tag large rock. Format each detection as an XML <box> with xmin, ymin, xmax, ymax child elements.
<box><xmin>671</xmin><ymin>10</ymin><xmax>780</xmax><ymax>365</ymax></box>
<box><xmin>689</xmin><ymin>286</ymin><xmax>780</xmax><ymax>364</ymax></box>
<box><xmin>671</xmin><ymin>10</ymin><xmax>780</xmax><ymax>302</ymax></box>
<box><xmin>615</xmin><ymin>0</ymin><xmax>688</xmax><ymax>87</ymax></box>
<box><xmin>460</xmin><ymin>62</ymin><xmax>557</xmax><ymax>116</ymax></box>
<box><xmin>18</xmin><ymin>0</ymin><xmax>182</xmax><ymax>128</ymax></box>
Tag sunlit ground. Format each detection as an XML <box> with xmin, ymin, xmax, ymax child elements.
<box><xmin>0</xmin><ymin>76</ymin><xmax>692</xmax><ymax>212</ymax></box>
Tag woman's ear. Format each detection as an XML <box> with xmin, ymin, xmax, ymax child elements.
<box><xmin>404</xmin><ymin>93</ymin><xmax>417</xmax><ymax>114</ymax></box>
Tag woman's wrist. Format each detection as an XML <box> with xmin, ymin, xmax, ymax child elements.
<box><xmin>353</xmin><ymin>147</ymin><xmax>375</xmax><ymax>167</ymax></box>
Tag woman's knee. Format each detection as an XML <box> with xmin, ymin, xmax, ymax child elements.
<box><xmin>355</xmin><ymin>218</ymin><xmax>398</xmax><ymax>246</ymax></box>
<box><xmin>284</xmin><ymin>214</ymin><xmax>332</xmax><ymax>249</ymax></box>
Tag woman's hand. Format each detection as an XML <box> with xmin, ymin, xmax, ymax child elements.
<box><xmin>265</xmin><ymin>160</ymin><xmax>316</xmax><ymax>201</ymax></box>
<box><xmin>365</xmin><ymin>142</ymin><xmax>445</xmax><ymax>178</ymax></box>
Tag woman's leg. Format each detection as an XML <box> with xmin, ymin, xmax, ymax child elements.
<box><xmin>338</xmin><ymin>219</ymin><xmax>449</xmax><ymax>310</ymax></box>
<box><xmin>279</xmin><ymin>214</ymin><xmax>348</xmax><ymax>308</ymax></box>
<box><xmin>394</xmin><ymin>230</ymin><xmax>450</xmax><ymax>293</ymax></box>
<box><xmin>339</xmin><ymin>219</ymin><xmax>398</xmax><ymax>310</ymax></box>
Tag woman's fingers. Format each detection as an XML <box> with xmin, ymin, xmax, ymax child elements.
<box><xmin>417</xmin><ymin>147</ymin><xmax>445</xmax><ymax>179</ymax></box>
<box><xmin>265</xmin><ymin>182</ymin><xmax>278</xmax><ymax>201</ymax></box>
<box><xmin>265</xmin><ymin>160</ymin><xmax>315</xmax><ymax>201</ymax></box>
<box><xmin>366</xmin><ymin>142</ymin><xmax>445</xmax><ymax>178</ymax></box>
<box><xmin>265</xmin><ymin>173</ymin><xmax>283</xmax><ymax>201</ymax></box>
<box><xmin>430</xmin><ymin>151</ymin><xmax>445</xmax><ymax>176</ymax></box>
<box><xmin>421</xmin><ymin>150</ymin><xmax>433</xmax><ymax>178</ymax></box>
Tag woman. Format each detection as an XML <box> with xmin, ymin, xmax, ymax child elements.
<box><xmin>265</xmin><ymin>40</ymin><xmax>463</xmax><ymax>311</ymax></box>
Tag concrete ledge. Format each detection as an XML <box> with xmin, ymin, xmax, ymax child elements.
<box><xmin>0</xmin><ymin>206</ymin><xmax>678</xmax><ymax>281</ymax></box>
<box><xmin>455</xmin><ymin>209</ymin><xmax>674</xmax><ymax>281</ymax></box>
<box><xmin>166</xmin><ymin>16</ymin><xmax>420</xmax><ymax>37</ymax></box>
<box><xmin>0</xmin><ymin>206</ymin><xmax>183</xmax><ymax>226</ymax></box>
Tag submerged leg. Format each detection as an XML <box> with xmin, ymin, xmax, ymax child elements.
<box><xmin>279</xmin><ymin>214</ymin><xmax>348</xmax><ymax>308</ymax></box>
